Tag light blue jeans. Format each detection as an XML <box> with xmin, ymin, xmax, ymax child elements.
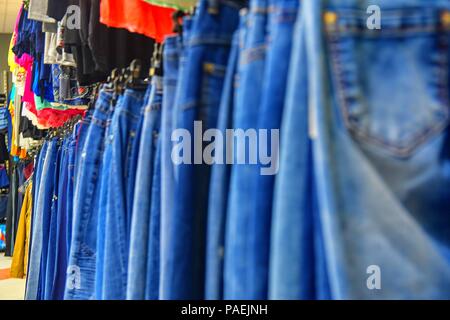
<box><xmin>127</xmin><ymin>78</ymin><xmax>163</xmax><ymax>300</ymax></box>
<box><xmin>272</xmin><ymin>0</ymin><xmax>450</xmax><ymax>299</ymax></box>
<box><xmin>26</xmin><ymin>140</ymin><xmax>51</xmax><ymax>300</ymax></box>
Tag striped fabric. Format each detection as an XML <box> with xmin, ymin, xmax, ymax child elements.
<box><xmin>141</xmin><ymin>0</ymin><xmax>197</xmax><ymax>11</ymax></box>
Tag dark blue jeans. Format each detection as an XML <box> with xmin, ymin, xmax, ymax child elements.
<box><xmin>65</xmin><ymin>90</ymin><xmax>113</xmax><ymax>300</ymax></box>
<box><xmin>204</xmin><ymin>25</ymin><xmax>242</xmax><ymax>300</ymax></box>
<box><xmin>224</xmin><ymin>0</ymin><xmax>269</xmax><ymax>300</ymax></box>
<box><xmin>51</xmin><ymin>136</ymin><xmax>75</xmax><ymax>300</ymax></box>
<box><xmin>163</xmin><ymin>0</ymin><xmax>242</xmax><ymax>300</ymax></box>
<box><xmin>43</xmin><ymin>140</ymin><xmax>64</xmax><ymax>300</ymax></box>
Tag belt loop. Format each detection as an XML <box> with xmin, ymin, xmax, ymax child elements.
<box><xmin>208</xmin><ymin>0</ymin><xmax>220</xmax><ymax>15</ymax></box>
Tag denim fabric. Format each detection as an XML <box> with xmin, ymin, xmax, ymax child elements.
<box><xmin>25</xmin><ymin>141</ymin><xmax>48</xmax><ymax>299</ymax></box>
<box><xmin>145</xmin><ymin>138</ymin><xmax>162</xmax><ymax>300</ymax></box>
<box><xmin>204</xmin><ymin>25</ymin><xmax>242</xmax><ymax>300</ymax></box>
<box><xmin>26</xmin><ymin>139</ymin><xmax>58</xmax><ymax>300</ymax></box>
<box><xmin>244</xmin><ymin>0</ymin><xmax>299</xmax><ymax>300</ymax></box>
<box><xmin>43</xmin><ymin>141</ymin><xmax>63</xmax><ymax>300</ymax></box>
<box><xmin>160</xmin><ymin>36</ymin><xmax>181</xmax><ymax>298</ymax></box>
<box><xmin>103</xmin><ymin>88</ymin><xmax>148</xmax><ymax>300</ymax></box>
<box><xmin>224</xmin><ymin>0</ymin><xmax>269</xmax><ymax>300</ymax></box>
<box><xmin>160</xmin><ymin>17</ymin><xmax>192</xmax><ymax>299</ymax></box>
<box><xmin>94</xmin><ymin>93</ymin><xmax>116</xmax><ymax>300</ymax></box>
<box><xmin>127</xmin><ymin>79</ymin><xmax>163</xmax><ymax>300</ymax></box>
<box><xmin>74</xmin><ymin>107</ymin><xmax>94</xmax><ymax>191</ymax></box>
<box><xmin>309</xmin><ymin>0</ymin><xmax>450</xmax><ymax>299</ymax></box>
<box><xmin>51</xmin><ymin>137</ymin><xmax>72</xmax><ymax>300</ymax></box>
<box><xmin>66</xmin><ymin>129</ymin><xmax>79</xmax><ymax>262</ymax></box>
<box><xmin>65</xmin><ymin>90</ymin><xmax>113</xmax><ymax>300</ymax></box>
<box><xmin>269</xmin><ymin>5</ymin><xmax>319</xmax><ymax>299</ymax></box>
<box><xmin>37</xmin><ymin>140</ymin><xmax>59</xmax><ymax>300</ymax></box>
<box><xmin>163</xmin><ymin>0</ymin><xmax>242</xmax><ymax>300</ymax></box>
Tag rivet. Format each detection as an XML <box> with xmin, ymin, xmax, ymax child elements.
<box><xmin>204</xmin><ymin>63</ymin><xmax>215</xmax><ymax>74</ymax></box>
<box><xmin>442</xmin><ymin>11</ymin><xmax>450</xmax><ymax>27</ymax></box>
<box><xmin>324</xmin><ymin>11</ymin><xmax>338</xmax><ymax>26</ymax></box>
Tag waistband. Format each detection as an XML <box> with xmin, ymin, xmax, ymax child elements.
<box><xmin>187</xmin><ymin>0</ymin><xmax>242</xmax><ymax>47</ymax></box>
<box><xmin>91</xmin><ymin>90</ymin><xmax>113</xmax><ymax>125</ymax></box>
<box><xmin>115</xmin><ymin>88</ymin><xmax>148</xmax><ymax>120</ymax></box>
<box><xmin>164</xmin><ymin>35</ymin><xmax>182</xmax><ymax>60</ymax></box>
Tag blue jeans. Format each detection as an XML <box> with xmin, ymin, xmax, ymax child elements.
<box><xmin>162</xmin><ymin>0</ymin><xmax>242</xmax><ymax>300</ymax></box>
<box><xmin>160</xmin><ymin>18</ymin><xmax>192</xmax><ymax>299</ymax></box>
<box><xmin>66</xmin><ymin>129</ymin><xmax>79</xmax><ymax>264</ymax></box>
<box><xmin>43</xmin><ymin>140</ymin><xmax>64</xmax><ymax>300</ymax></box>
<box><xmin>204</xmin><ymin>24</ymin><xmax>242</xmax><ymax>300</ymax></box>
<box><xmin>27</xmin><ymin>141</ymin><xmax>47</xmax><ymax>276</ymax></box>
<box><xmin>26</xmin><ymin>138</ymin><xmax>58</xmax><ymax>300</ymax></box>
<box><xmin>94</xmin><ymin>92</ymin><xmax>116</xmax><ymax>300</ymax></box>
<box><xmin>25</xmin><ymin>140</ymin><xmax>49</xmax><ymax>300</ymax></box>
<box><xmin>51</xmin><ymin>136</ymin><xmax>74</xmax><ymax>300</ymax></box>
<box><xmin>127</xmin><ymin>78</ymin><xmax>163</xmax><ymax>300</ymax></box>
<box><xmin>313</xmin><ymin>0</ymin><xmax>450</xmax><ymax>299</ymax></box>
<box><xmin>269</xmin><ymin>4</ymin><xmax>320</xmax><ymax>299</ymax></box>
<box><xmin>65</xmin><ymin>90</ymin><xmax>113</xmax><ymax>300</ymax></box>
<box><xmin>145</xmin><ymin>138</ymin><xmax>162</xmax><ymax>300</ymax></box>
<box><xmin>160</xmin><ymin>36</ymin><xmax>181</xmax><ymax>299</ymax></box>
<box><xmin>224</xmin><ymin>0</ymin><xmax>269</xmax><ymax>300</ymax></box>
<box><xmin>239</xmin><ymin>0</ymin><xmax>299</xmax><ymax>301</ymax></box>
<box><xmin>40</xmin><ymin>142</ymin><xmax>62</xmax><ymax>300</ymax></box>
<box><xmin>103</xmin><ymin>88</ymin><xmax>148</xmax><ymax>300</ymax></box>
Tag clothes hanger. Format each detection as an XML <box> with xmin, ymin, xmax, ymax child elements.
<box><xmin>148</xmin><ymin>43</ymin><xmax>164</xmax><ymax>79</ymax></box>
<box><xmin>126</xmin><ymin>59</ymin><xmax>148</xmax><ymax>91</ymax></box>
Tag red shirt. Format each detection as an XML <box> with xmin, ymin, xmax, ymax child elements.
<box><xmin>100</xmin><ymin>0</ymin><xmax>176</xmax><ymax>43</ymax></box>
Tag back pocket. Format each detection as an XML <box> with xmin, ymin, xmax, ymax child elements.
<box><xmin>325</xmin><ymin>8</ymin><xmax>450</xmax><ymax>157</ymax></box>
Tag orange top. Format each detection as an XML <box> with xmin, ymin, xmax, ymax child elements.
<box><xmin>100</xmin><ymin>0</ymin><xmax>176</xmax><ymax>43</ymax></box>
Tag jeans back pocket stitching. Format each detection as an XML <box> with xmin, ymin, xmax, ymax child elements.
<box><xmin>327</xmin><ymin>20</ymin><xmax>450</xmax><ymax>157</ymax></box>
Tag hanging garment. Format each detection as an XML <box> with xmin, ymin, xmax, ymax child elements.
<box><xmin>46</xmin><ymin>0</ymin><xmax>78</xmax><ymax>22</ymax></box>
<box><xmin>101</xmin><ymin>87</ymin><xmax>148</xmax><ymax>300</ymax></box>
<box><xmin>224</xmin><ymin>0</ymin><xmax>269</xmax><ymax>300</ymax></box>
<box><xmin>127</xmin><ymin>77</ymin><xmax>163</xmax><ymax>300</ymax></box>
<box><xmin>4</xmin><ymin>164</ymin><xmax>19</xmax><ymax>257</ymax></box>
<box><xmin>204</xmin><ymin>23</ymin><xmax>241</xmax><ymax>300</ymax></box>
<box><xmin>65</xmin><ymin>90</ymin><xmax>113</xmax><ymax>300</ymax></box>
<box><xmin>80</xmin><ymin>0</ymin><xmax>155</xmax><ymax>76</ymax></box>
<box><xmin>28</xmin><ymin>0</ymin><xmax>56</xmax><ymax>23</ymax></box>
<box><xmin>10</xmin><ymin>181</ymin><xmax>33</xmax><ymax>279</ymax></box>
<box><xmin>162</xmin><ymin>0</ymin><xmax>242</xmax><ymax>300</ymax></box>
<box><xmin>99</xmin><ymin>0</ymin><xmax>175</xmax><ymax>43</ymax></box>
<box><xmin>142</xmin><ymin>0</ymin><xmax>197</xmax><ymax>11</ymax></box>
